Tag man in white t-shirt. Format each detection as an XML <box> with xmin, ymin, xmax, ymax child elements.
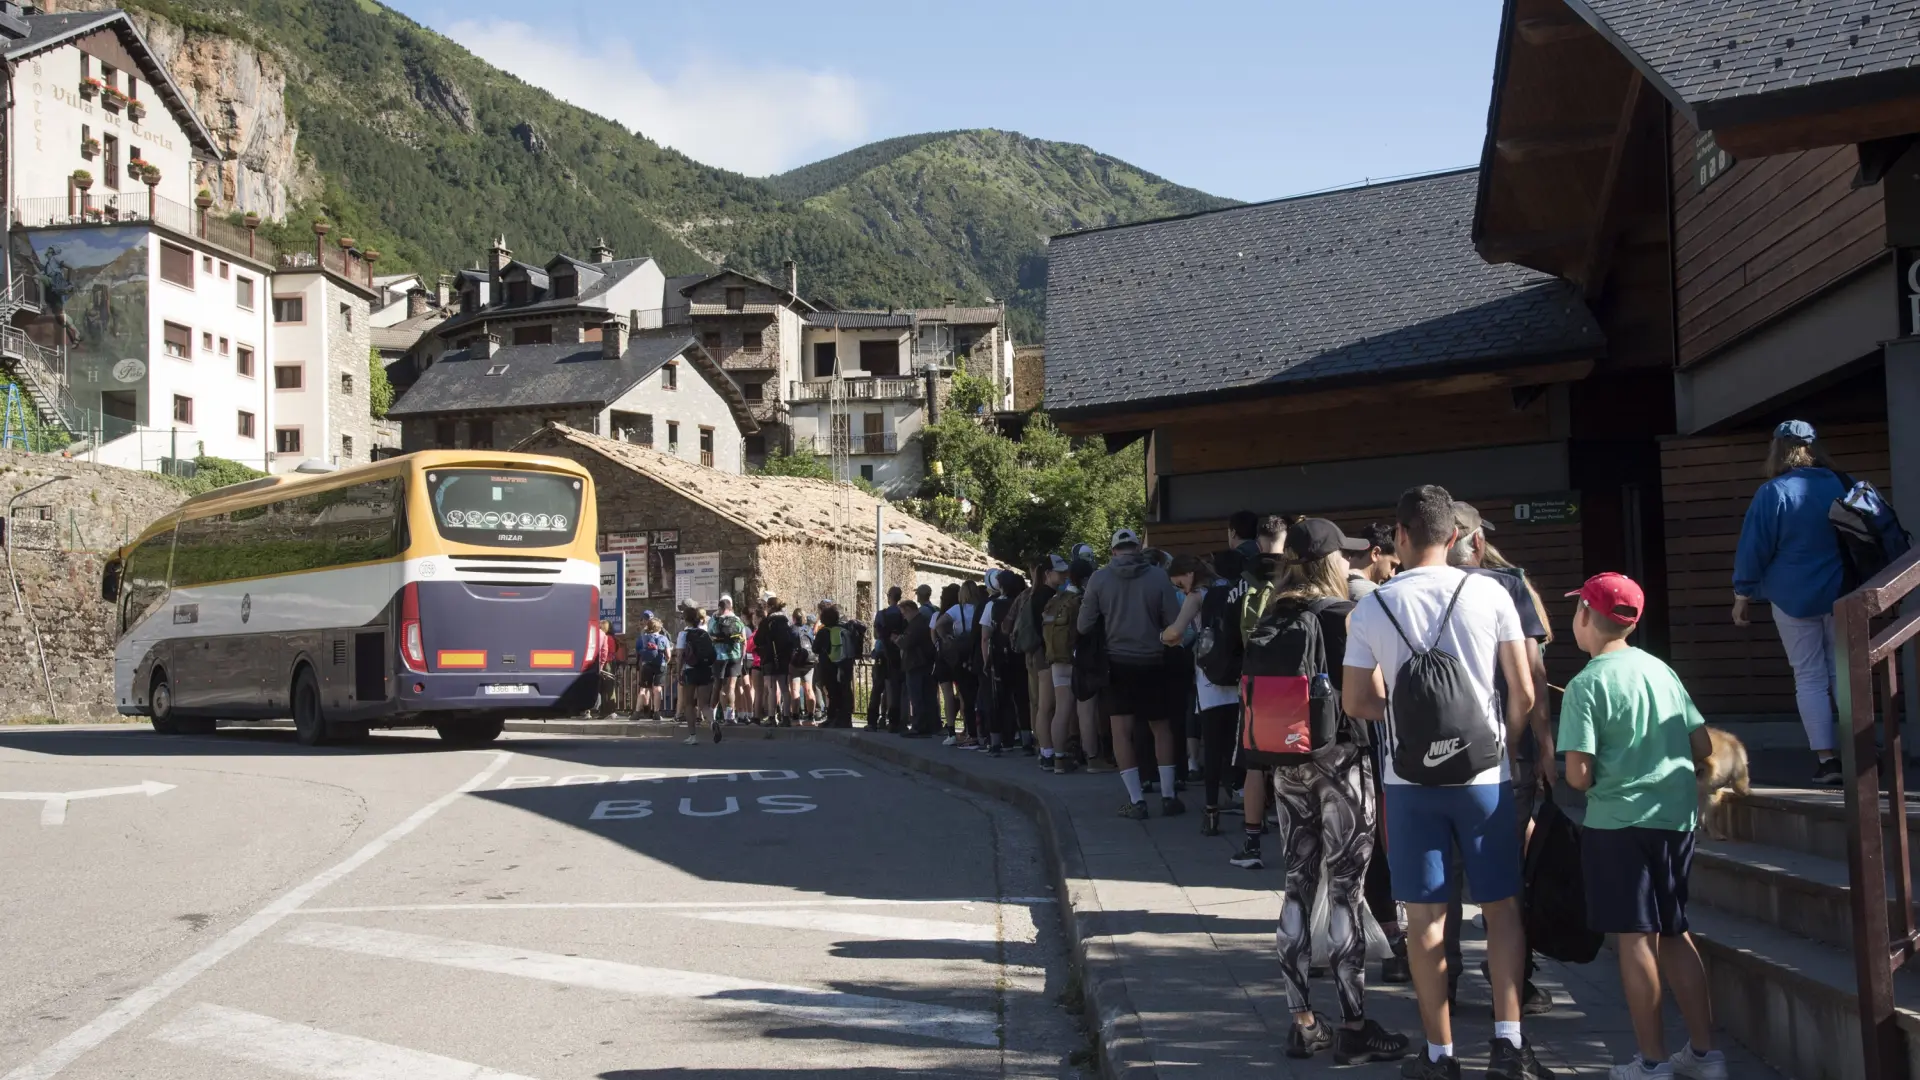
<box><xmin>1342</xmin><ymin>485</ymin><xmax>1549</xmax><ymax>1080</ymax></box>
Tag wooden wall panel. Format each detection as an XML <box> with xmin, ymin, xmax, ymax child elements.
<box><xmin>1164</xmin><ymin>389</ymin><xmax>1553</xmax><ymax>475</ymax></box>
<box><xmin>1670</xmin><ymin>113</ymin><xmax>1885</xmax><ymax>367</ymax></box>
<box><xmin>1659</xmin><ymin>422</ymin><xmax>1889</xmax><ymax>717</ymax></box>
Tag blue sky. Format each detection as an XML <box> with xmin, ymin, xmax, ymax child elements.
<box><xmin>381</xmin><ymin>0</ymin><xmax>1506</xmax><ymax>203</ymax></box>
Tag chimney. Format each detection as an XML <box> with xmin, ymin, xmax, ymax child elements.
<box><xmin>435</xmin><ymin>274</ymin><xmax>453</xmax><ymax>310</ymax></box>
<box><xmin>784</xmin><ymin>258</ymin><xmax>797</xmax><ymax>297</ymax></box>
<box><xmin>601</xmin><ymin>316</ymin><xmax>628</xmax><ymax>359</ymax></box>
<box><xmin>474</xmin><ymin>332</ymin><xmax>499</xmax><ymax>360</ymax></box>
<box><xmin>406</xmin><ymin>287</ymin><xmax>430</xmax><ymax>319</ymax></box>
<box><xmin>943</xmin><ymin>296</ymin><xmax>957</xmax><ymax>308</ymax></box>
<box><xmin>488</xmin><ymin>235</ymin><xmax>512</xmax><ymax>275</ymax></box>
<box><xmin>591</xmin><ymin>237</ymin><xmax>615</xmax><ymax>264</ymax></box>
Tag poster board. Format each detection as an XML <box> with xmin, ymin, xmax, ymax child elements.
<box><xmin>604</xmin><ymin>532</ymin><xmax>649</xmax><ymax>600</ymax></box>
<box><xmin>598</xmin><ymin>553</ymin><xmax>625</xmax><ymax>634</ymax></box>
<box><xmin>674</xmin><ymin>551</ymin><xmax>720</xmax><ymax>612</ymax></box>
<box><xmin>649</xmin><ymin>529</ymin><xmax>679</xmax><ymax>598</ymax></box>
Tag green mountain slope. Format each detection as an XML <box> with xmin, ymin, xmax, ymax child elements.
<box><xmin>116</xmin><ymin>0</ymin><xmax>1231</xmax><ymax>338</ymax></box>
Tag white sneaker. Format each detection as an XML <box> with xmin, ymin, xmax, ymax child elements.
<box><xmin>1611</xmin><ymin>1062</ymin><xmax>1672</xmax><ymax>1079</ymax></box>
<box><xmin>683</xmin><ymin>735</ymin><xmax>698</xmax><ymax>745</ymax></box>
<box><xmin>942</xmin><ymin>735</ymin><xmax>957</xmax><ymax>746</ymax></box>
<box><xmin>1670</xmin><ymin>1048</ymin><xmax>1727</xmax><ymax>1080</ymax></box>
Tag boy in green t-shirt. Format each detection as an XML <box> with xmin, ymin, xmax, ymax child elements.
<box><xmin>1560</xmin><ymin>573</ymin><xmax>1725</xmax><ymax>1080</ymax></box>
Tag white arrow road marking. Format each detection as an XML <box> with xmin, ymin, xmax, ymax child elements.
<box><xmin>152</xmin><ymin>1004</ymin><xmax>540</xmax><ymax>1080</ymax></box>
<box><xmin>283</xmin><ymin>921</ymin><xmax>1000</xmax><ymax>1047</ymax></box>
<box><xmin>681</xmin><ymin>908</ymin><xmax>1034</xmax><ymax>944</ymax></box>
<box><xmin>0</xmin><ymin>781</ymin><xmax>176</xmax><ymax>825</ymax></box>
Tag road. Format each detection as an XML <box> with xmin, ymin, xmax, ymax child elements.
<box><xmin>0</xmin><ymin>725</ymin><xmax>1083</xmax><ymax>1080</ymax></box>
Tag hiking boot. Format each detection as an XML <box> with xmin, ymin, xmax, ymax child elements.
<box><xmin>1285</xmin><ymin>1014</ymin><xmax>1335</xmax><ymax>1059</ymax></box>
<box><xmin>1669</xmin><ymin>1046</ymin><xmax>1728</xmax><ymax>1080</ymax></box>
<box><xmin>1202</xmin><ymin>808</ymin><xmax>1221</xmax><ymax>836</ymax></box>
<box><xmin>1522</xmin><ymin>979</ymin><xmax>1554</xmax><ymax>1015</ymax></box>
<box><xmin>1380</xmin><ymin>938</ymin><xmax>1411</xmax><ymax>984</ymax></box>
<box><xmin>1486</xmin><ymin>1038</ymin><xmax>1555</xmax><ymax>1080</ymax></box>
<box><xmin>1161</xmin><ymin>796</ymin><xmax>1186</xmax><ymax>817</ymax></box>
<box><xmin>1813</xmin><ymin>757</ymin><xmax>1842</xmax><ymax>786</ymax></box>
<box><xmin>1228</xmin><ymin>842</ymin><xmax>1264</xmax><ymax>869</ymax></box>
<box><xmin>1335</xmin><ymin>1018</ymin><xmax>1411</xmax><ymax>1065</ymax></box>
<box><xmin>1119</xmin><ymin>800</ymin><xmax>1149</xmax><ymax>821</ymax></box>
<box><xmin>1401</xmin><ymin>1052</ymin><xmax>1461</xmax><ymax>1079</ymax></box>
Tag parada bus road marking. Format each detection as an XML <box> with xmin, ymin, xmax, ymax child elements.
<box><xmin>0</xmin><ymin>781</ymin><xmax>175</xmax><ymax>825</ymax></box>
<box><xmin>495</xmin><ymin>768</ymin><xmax>862</xmax><ymax>788</ymax></box>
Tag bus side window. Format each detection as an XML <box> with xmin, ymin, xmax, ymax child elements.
<box><xmin>120</xmin><ymin>534</ymin><xmax>174</xmax><ymax>635</ymax></box>
<box><xmin>304</xmin><ymin>478</ymin><xmax>398</xmax><ymax>566</ymax></box>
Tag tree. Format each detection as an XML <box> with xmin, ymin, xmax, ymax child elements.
<box><xmin>752</xmin><ymin>444</ymin><xmax>833</xmax><ymax>480</ymax></box>
<box><xmin>368</xmin><ymin>348</ymin><xmax>394</xmax><ymax>419</ymax></box>
<box><xmin>946</xmin><ymin>370</ymin><xmax>995</xmax><ymax>416</ymax></box>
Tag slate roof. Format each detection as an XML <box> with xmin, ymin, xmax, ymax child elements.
<box><xmin>392</xmin><ymin>330</ymin><xmax>694</xmax><ymax>417</ymax></box>
<box><xmin>803</xmin><ymin>311</ymin><xmax>913</xmax><ymax>329</ymax></box>
<box><xmin>1569</xmin><ymin>0</ymin><xmax>1920</xmax><ymax>127</ymax></box>
<box><xmin>1042</xmin><ymin>169</ymin><xmax>1603</xmax><ymax>417</ymax></box>
<box><xmin>8</xmin><ymin>11</ymin><xmax>222</xmax><ymax>158</ymax></box>
<box><xmin>432</xmin><ymin>256</ymin><xmax>658</xmax><ymax>339</ymax></box>
<box><xmin>911</xmin><ymin>306</ymin><xmax>1004</xmax><ymax>326</ymax></box>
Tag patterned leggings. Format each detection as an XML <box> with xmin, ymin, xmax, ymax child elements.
<box><xmin>1273</xmin><ymin>741</ymin><xmax>1376</xmax><ymax>1022</ymax></box>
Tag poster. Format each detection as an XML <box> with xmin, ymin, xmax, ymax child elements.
<box><xmin>604</xmin><ymin>532</ymin><xmax>648</xmax><ymax>599</ymax></box>
<box><xmin>649</xmin><ymin>529</ymin><xmax>679</xmax><ymax>598</ymax></box>
<box><xmin>598</xmin><ymin>553</ymin><xmax>625</xmax><ymax>634</ymax></box>
<box><xmin>674</xmin><ymin>551</ymin><xmax>720</xmax><ymax>612</ymax></box>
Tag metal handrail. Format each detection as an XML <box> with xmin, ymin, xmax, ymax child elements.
<box><xmin>1838</xmin><ymin>543</ymin><xmax>1920</xmax><ymax>1079</ymax></box>
<box><xmin>789</xmin><ymin>377</ymin><xmax>922</xmax><ymax>403</ymax></box>
<box><xmin>13</xmin><ymin>194</ymin><xmax>276</xmax><ymax>264</ymax></box>
<box><xmin>0</xmin><ymin>327</ymin><xmax>78</xmax><ymax>432</ymax></box>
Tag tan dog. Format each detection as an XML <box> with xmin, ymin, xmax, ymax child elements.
<box><xmin>1697</xmin><ymin>726</ymin><xmax>1751</xmax><ymax>839</ymax></box>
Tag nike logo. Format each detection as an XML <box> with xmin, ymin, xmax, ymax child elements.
<box><xmin>1285</xmin><ymin>733</ymin><xmax>1305</xmax><ymax>745</ymax></box>
<box><xmin>1422</xmin><ymin>738</ymin><xmax>1465</xmax><ymax>768</ymax></box>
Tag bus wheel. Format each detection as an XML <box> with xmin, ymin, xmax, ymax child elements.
<box><xmin>292</xmin><ymin>667</ymin><xmax>330</xmax><ymax>747</ymax></box>
<box><xmin>149</xmin><ymin>671</ymin><xmax>178</xmax><ymax>735</ymax></box>
<box><xmin>436</xmin><ymin>717</ymin><xmax>505</xmax><ymax>746</ymax></box>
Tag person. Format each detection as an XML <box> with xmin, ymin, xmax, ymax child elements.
<box><xmin>1078</xmin><ymin>528</ymin><xmax>1184</xmax><ymax>819</ymax></box>
<box><xmin>941</xmin><ymin>581</ymin><xmax>985</xmax><ymax>748</ymax></box>
<box><xmin>1733</xmin><ymin>419</ymin><xmax>1848</xmax><ymax>786</ymax></box>
<box><xmin>1559</xmin><ymin>573</ymin><xmax>1727</xmax><ymax>1080</ymax></box>
<box><xmin>1162</xmin><ymin>553</ymin><xmax>1209</xmax><ymax>784</ymax></box>
<box><xmin>708</xmin><ymin>596</ymin><xmax>749</xmax><ymax>724</ymax></box>
<box><xmin>592</xmin><ymin>620</ymin><xmax>622</xmax><ymax>717</ymax></box>
<box><xmin>815</xmin><ymin>604</ymin><xmax>857</xmax><ymax>727</ymax></box>
<box><xmin>756</xmin><ymin>597</ymin><xmax>796</xmax><ymax>725</ymax></box>
<box><xmin>791</xmin><ymin>613</ymin><xmax>818</xmax><ymax>723</ymax></box>
<box><xmin>1229</xmin><ymin>509</ymin><xmax>1262</xmax><ymax>563</ymax></box>
<box><xmin>1449</xmin><ymin>501</ymin><xmax>1557</xmax><ymax>1014</ymax></box>
<box><xmin>1230</xmin><ymin>513</ymin><xmax>1293</xmax><ymax>868</ymax></box>
<box><xmin>1347</xmin><ymin>522</ymin><xmax>1398</xmax><ymax>601</ymax></box>
<box><xmin>676</xmin><ymin>606</ymin><xmax>720</xmax><ymax>745</ymax></box>
<box><xmin>874</xmin><ymin>585</ymin><xmax>907</xmax><ymax>732</ymax></box>
<box><xmin>740</xmin><ymin>609</ymin><xmax>761</xmax><ymax>722</ymax></box>
<box><xmin>1253</xmin><ymin>519</ymin><xmax>1411</xmax><ymax>1065</ymax></box>
<box><xmin>634</xmin><ymin>615</ymin><xmax>670</xmax><ymax>720</ymax></box>
<box><xmin>934</xmin><ymin>583</ymin><xmax>965</xmax><ymax>742</ymax></box>
<box><xmin>1044</xmin><ymin>557</ymin><xmax>1098</xmax><ymax>772</ymax></box>
<box><xmin>1163</xmin><ymin>549</ymin><xmax>1244</xmax><ymax>836</ymax></box>
<box><xmin>1341</xmin><ymin>484</ymin><xmax>1548</xmax><ymax>1080</ymax></box>
<box><xmin>982</xmin><ymin>570</ymin><xmax>1031</xmax><ymax>756</ymax></box>
<box><xmin>1019</xmin><ymin>556</ymin><xmax>1064</xmax><ymax>769</ymax></box>
<box><xmin>900</xmin><ymin>596</ymin><xmax>939</xmax><ymax>736</ymax></box>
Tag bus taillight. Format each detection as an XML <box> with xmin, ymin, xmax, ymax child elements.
<box><xmin>400</xmin><ymin>582</ymin><xmax>426</xmax><ymax>672</ymax></box>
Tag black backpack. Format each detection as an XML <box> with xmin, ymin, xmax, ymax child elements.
<box><xmin>1373</xmin><ymin>577</ymin><xmax>1502</xmax><ymax>785</ymax></box>
<box><xmin>790</xmin><ymin>625</ymin><xmax>812</xmax><ymax>665</ymax></box>
<box><xmin>1194</xmin><ymin>579</ymin><xmax>1246</xmax><ymax>686</ymax></box>
<box><xmin>1239</xmin><ymin>596</ymin><xmax>1350</xmax><ymax>767</ymax></box>
<box><xmin>1522</xmin><ymin>789</ymin><xmax>1604</xmax><ymax>963</ymax></box>
<box><xmin>939</xmin><ymin>605</ymin><xmax>979</xmax><ymax>676</ymax></box>
<box><xmin>683</xmin><ymin>625</ymin><xmax>717</xmax><ymax>668</ymax></box>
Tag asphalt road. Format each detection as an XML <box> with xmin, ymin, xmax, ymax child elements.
<box><xmin>0</xmin><ymin>725</ymin><xmax>1084</xmax><ymax>1080</ymax></box>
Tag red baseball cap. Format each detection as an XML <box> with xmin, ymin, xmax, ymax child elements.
<box><xmin>1567</xmin><ymin>572</ymin><xmax>1644</xmax><ymax>626</ymax></box>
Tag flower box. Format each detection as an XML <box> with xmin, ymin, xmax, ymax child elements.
<box><xmin>80</xmin><ymin>138</ymin><xmax>99</xmax><ymax>159</ymax></box>
<box><xmin>127</xmin><ymin>101</ymin><xmax>146</xmax><ymax>122</ymax></box>
<box><xmin>127</xmin><ymin>158</ymin><xmax>151</xmax><ymax>181</ymax></box>
<box><xmin>79</xmin><ymin>78</ymin><xmax>103</xmax><ymax>100</ymax></box>
<box><xmin>100</xmin><ymin>89</ymin><xmax>123</xmax><ymax>113</ymax></box>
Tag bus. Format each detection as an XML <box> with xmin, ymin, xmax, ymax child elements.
<box><xmin>101</xmin><ymin>450</ymin><xmax>603</xmax><ymax>746</ymax></box>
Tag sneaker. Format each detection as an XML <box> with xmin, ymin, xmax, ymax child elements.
<box><xmin>1202</xmin><ymin>808</ymin><xmax>1221</xmax><ymax>836</ymax></box>
<box><xmin>1380</xmin><ymin>939</ymin><xmax>1412</xmax><ymax>984</ymax></box>
<box><xmin>1040</xmin><ymin>755</ymin><xmax>1055</xmax><ymax>772</ymax></box>
<box><xmin>1401</xmin><ymin>1052</ymin><xmax>1461</xmax><ymax>1079</ymax></box>
<box><xmin>1335</xmin><ymin>1018</ymin><xmax>1410</xmax><ymax>1065</ymax></box>
<box><xmin>1486</xmin><ymin>1038</ymin><xmax>1556</xmax><ymax>1080</ymax></box>
<box><xmin>1813</xmin><ymin>757</ymin><xmax>1842</xmax><ymax>786</ymax></box>
<box><xmin>1085</xmin><ymin>759</ymin><xmax>1117</xmax><ymax>774</ymax></box>
<box><xmin>1229</xmin><ymin>842</ymin><xmax>1264</xmax><ymax>869</ymax></box>
<box><xmin>1161</xmin><ymin>796</ymin><xmax>1186</xmax><ymax>817</ymax></box>
<box><xmin>1286</xmin><ymin>1014</ymin><xmax>1335</xmax><ymax>1059</ymax></box>
<box><xmin>1669</xmin><ymin>1047</ymin><xmax>1728</xmax><ymax>1080</ymax></box>
<box><xmin>1055</xmin><ymin>757</ymin><xmax>1081</xmax><ymax>775</ymax></box>
<box><xmin>711</xmin><ymin>721</ymin><xmax>723</xmax><ymax>744</ymax></box>
<box><xmin>682</xmin><ymin>735</ymin><xmax>698</xmax><ymax>746</ymax></box>
<box><xmin>942</xmin><ymin>735</ymin><xmax>957</xmax><ymax>746</ymax></box>
<box><xmin>1522</xmin><ymin>979</ymin><xmax>1554</xmax><ymax>1015</ymax></box>
<box><xmin>987</xmin><ymin>744</ymin><xmax>1004</xmax><ymax>757</ymax></box>
<box><xmin>1609</xmin><ymin>1061</ymin><xmax>1672</xmax><ymax>1079</ymax></box>
<box><xmin>1119</xmin><ymin>800</ymin><xmax>1149</xmax><ymax>821</ymax></box>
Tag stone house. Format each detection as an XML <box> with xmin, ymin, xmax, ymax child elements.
<box><xmin>668</xmin><ymin>265</ymin><xmax>814</xmax><ymax>468</ymax></box>
<box><xmin>515</xmin><ymin>424</ymin><xmax>996</xmax><ymax>621</ymax></box>
<box><xmin>387</xmin><ymin>323</ymin><xmax>755</xmax><ymax>472</ymax></box>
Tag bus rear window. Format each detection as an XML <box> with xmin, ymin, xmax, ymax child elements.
<box><xmin>425</xmin><ymin>469</ymin><xmax>583</xmax><ymax>548</ymax></box>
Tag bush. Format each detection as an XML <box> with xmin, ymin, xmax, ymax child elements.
<box><xmin>158</xmin><ymin>455</ymin><xmax>267</xmax><ymax>497</ymax></box>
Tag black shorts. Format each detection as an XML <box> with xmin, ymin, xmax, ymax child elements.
<box><xmin>681</xmin><ymin>665</ymin><xmax>713</xmax><ymax>688</ymax></box>
<box><xmin>1582</xmin><ymin>825</ymin><xmax>1694</xmax><ymax>935</ymax></box>
<box><xmin>639</xmin><ymin>662</ymin><xmax>663</xmax><ymax>688</ymax></box>
<box><xmin>1104</xmin><ymin>660</ymin><xmax>1173</xmax><ymax>723</ymax></box>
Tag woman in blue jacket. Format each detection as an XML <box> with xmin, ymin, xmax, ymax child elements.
<box><xmin>1732</xmin><ymin>420</ymin><xmax>1847</xmax><ymax>785</ymax></box>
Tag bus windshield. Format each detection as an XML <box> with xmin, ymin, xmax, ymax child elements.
<box><xmin>425</xmin><ymin>468</ymin><xmax>583</xmax><ymax>549</ymax></box>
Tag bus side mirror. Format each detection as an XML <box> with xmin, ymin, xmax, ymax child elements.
<box><xmin>101</xmin><ymin>560</ymin><xmax>121</xmax><ymax>603</ymax></box>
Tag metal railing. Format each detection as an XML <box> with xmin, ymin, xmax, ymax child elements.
<box><xmin>1838</xmin><ymin>544</ymin><xmax>1920</xmax><ymax>1078</ymax></box>
<box><xmin>788</xmin><ymin>378</ymin><xmax>922</xmax><ymax>404</ymax></box>
<box><xmin>14</xmin><ymin>194</ymin><xmax>278</xmax><ymax>264</ymax></box>
<box><xmin>277</xmin><ymin>244</ymin><xmax>374</xmax><ymax>286</ymax></box>
<box><xmin>0</xmin><ymin>327</ymin><xmax>78</xmax><ymax>433</ymax></box>
<box><xmin>804</xmin><ymin>432</ymin><xmax>897</xmax><ymax>455</ymax></box>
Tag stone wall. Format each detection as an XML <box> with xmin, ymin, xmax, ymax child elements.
<box><xmin>0</xmin><ymin>450</ymin><xmax>183</xmax><ymax>552</ymax></box>
<box><xmin>1013</xmin><ymin>345</ymin><xmax>1045</xmax><ymax>412</ymax></box>
<box><xmin>325</xmin><ymin>284</ymin><xmax>376</xmax><ymax>465</ymax></box>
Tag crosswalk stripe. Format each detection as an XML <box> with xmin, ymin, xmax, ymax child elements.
<box><xmin>680</xmin><ymin>908</ymin><xmax>1030</xmax><ymax>943</ymax></box>
<box><xmin>294</xmin><ymin>896</ymin><xmax>1054</xmax><ymax>915</ymax></box>
<box><xmin>283</xmin><ymin>921</ymin><xmax>1000</xmax><ymax>1047</ymax></box>
<box><xmin>152</xmin><ymin>1004</ymin><xmax>539</xmax><ymax>1080</ymax></box>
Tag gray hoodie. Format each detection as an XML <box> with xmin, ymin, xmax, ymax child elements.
<box><xmin>1076</xmin><ymin>552</ymin><xmax>1180</xmax><ymax>664</ymax></box>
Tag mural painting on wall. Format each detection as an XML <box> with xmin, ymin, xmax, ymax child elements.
<box><xmin>12</xmin><ymin>227</ymin><xmax>150</xmax><ymax>433</ymax></box>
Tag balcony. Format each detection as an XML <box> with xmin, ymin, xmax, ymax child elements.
<box><xmin>276</xmin><ymin>244</ymin><xmax>379</xmax><ymax>289</ymax></box>
<box><xmin>804</xmin><ymin>432</ymin><xmax>899</xmax><ymax>455</ymax></box>
<box><xmin>788</xmin><ymin>377</ymin><xmax>922</xmax><ymax>404</ymax></box>
<box><xmin>14</xmin><ymin>193</ymin><xmax>278</xmax><ymax>264</ymax></box>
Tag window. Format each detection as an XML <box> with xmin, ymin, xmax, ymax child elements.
<box><xmin>667</xmin><ymin>421</ymin><xmax>680</xmax><ymax>453</ymax></box>
<box><xmin>469</xmin><ymin>418</ymin><xmax>494</xmax><ymax>449</ymax></box>
<box><xmin>171</xmin><ymin>395</ymin><xmax>193</xmax><ymax>425</ymax></box>
<box><xmin>159</xmin><ymin>243</ymin><xmax>194</xmax><ymax>288</ymax></box>
<box><xmin>423</xmin><ymin>470</ymin><xmax>581</xmax><ymax>549</ymax></box>
<box><xmin>102</xmin><ymin>64</ymin><xmax>117</xmax><ymax>92</ymax></box>
<box><xmin>274</xmin><ymin>364</ymin><xmax>304</xmax><ymax>390</ymax></box>
<box><xmin>273</xmin><ymin>296</ymin><xmax>304</xmax><ymax>323</ymax></box>
<box><xmin>127</xmin><ymin>75</ymin><xmax>138</xmax><ymax>101</ymax></box>
<box><xmin>812</xmin><ymin>342</ymin><xmax>837</xmax><ymax>378</ymax></box>
<box><xmin>237</xmin><ymin>410</ymin><xmax>255</xmax><ymax>438</ymax></box>
<box><xmin>506</xmin><ymin>281</ymin><xmax>530</xmax><ymax>305</ymax></box>
<box><xmin>130</xmin><ymin>145</ymin><xmax>142</xmax><ymax>167</ymax></box>
<box><xmin>102</xmin><ymin>134</ymin><xmax>119</xmax><ymax>189</ymax></box>
<box><xmin>341</xmin><ymin>372</ymin><xmax>354</xmax><ymax>396</ymax></box>
<box><xmin>433</xmin><ymin>419</ymin><xmax>457</xmax><ymax>449</ymax></box>
<box><xmin>742</xmin><ymin>329</ymin><xmax>763</xmax><ymax>351</ymax></box>
<box><xmin>859</xmin><ymin>339</ymin><xmax>901</xmax><ymax>378</ymax></box>
<box><xmin>702</xmin><ymin>331</ymin><xmax>722</xmax><ymax>353</ymax></box>
<box><xmin>236</xmin><ymin>345</ymin><xmax>255</xmax><ymax>378</ymax></box>
<box><xmin>610</xmin><ymin>410</ymin><xmax>652</xmax><ymax>446</ymax></box>
<box><xmin>162</xmin><ymin>321</ymin><xmax>191</xmax><ymax>359</ymax></box>
<box><xmin>511</xmin><ymin>324</ymin><xmax>552</xmax><ymax>346</ymax></box>
<box><xmin>340</xmin><ymin>303</ymin><xmax>353</xmax><ymax>331</ymax></box>
<box><xmin>80</xmin><ymin>54</ymin><xmax>88</xmax><ymax>81</ymax></box>
<box><xmin>744</xmin><ymin>434</ymin><xmax>766</xmax><ymax>459</ymax></box>
<box><xmin>218</xmin><ymin>337</ymin><xmax>229</xmax><ymax>356</ymax></box>
<box><xmin>741</xmin><ymin>379</ymin><xmax>763</xmax><ymax>402</ymax></box>
<box><xmin>219</xmin><ymin>262</ymin><xmax>230</xmax><ymax>280</ymax></box>
<box><xmin>860</xmin><ymin>464</ymin><xmax>875</xmax><ymax>484</ymax></box>
<box><xmin>553</xmin><ymin>272</ymin><xmax>577</xmax><ymax>300</ymax></box>
<box><xmin>201</xmin><ymin>255</ymin><xmax>213</xmax><ymax>274</ymax></box>
<box><xmin>699</xmin><ymin>426</ymin><xmax>714</xmax><ymax>468</ymax></box>
<box><xmin>236</xmin><ymin>275</ymin><xmax>254</xmax><ymax>310</ymax></box>
<box><xmin>662</xmin><ymin>363</ymin><xmax>679</xmax><ymax>391</ymax></box>
<box><xmin>341</xmin><ymin>435</ymin><xmax>353</xmax><ymax>462</ymax></box>
<box><xmin>169</xmin><ymin>479</ymin><xmax>398</xmax><ymax>587</ymax></box>
<box><xmin>202</xmin><ymin>331</ymin><xmax>213</xmax><ymax>353</ymax></box>
<box><xmin>725</xmin><ymin>287</ymin><xmax>745</xmax><ymax>311</ymax></box>
<box><xmin>275</xmin><ymin>427</ymin><xmax>303</xmax><ymax>454</ymax></box>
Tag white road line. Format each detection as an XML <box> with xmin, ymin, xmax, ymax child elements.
<box><xmin>681</xmin><ymin>908</ymin><xmax>1032</xmax><ymax>943</ymax></box>
<box><xmin>0</xmin><ymin>751</ymin><xmax>514</xmax><ymax>1080</ymax></box>
<box><xmin>284</xmin><ymin>921</ymin><xmax>1000</xmax><ymax>1047</ymax></box>
<box><xmin>295</xmin><ymin>897</ymin><xmax>1056</xmax><ymax>914</ymax></box>
<box><xmin>152</xmin><ymin>1004</ymin><xmax>539</xmax><ymax>1080</ymax></box>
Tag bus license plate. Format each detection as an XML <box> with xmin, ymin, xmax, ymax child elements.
<box><xmin>483</xmin><ymin>683</ymin><xmax>534</xmax><ymax>695</ymax></box>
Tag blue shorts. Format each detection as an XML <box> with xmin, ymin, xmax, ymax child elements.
<box><xmin>1582</xmin><ymin>826</ymin><xmax>1694</xmax><ymax>935</ymax></box>
<box><xmin>1382</xmin><ymin>782</ymin><xmax>1522</xmax><ymax>905</ymax></box>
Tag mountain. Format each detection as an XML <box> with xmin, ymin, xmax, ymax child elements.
<box><xmin>107</xmin><ymin>0</ymin><xmax>1234</xmax><ymax>339</ymax></box>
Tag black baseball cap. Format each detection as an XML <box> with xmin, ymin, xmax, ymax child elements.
<box><xmin>1284</xmin><ymin>518</ymin><xmax>1371</xmax><ymax>562</ymax></box>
